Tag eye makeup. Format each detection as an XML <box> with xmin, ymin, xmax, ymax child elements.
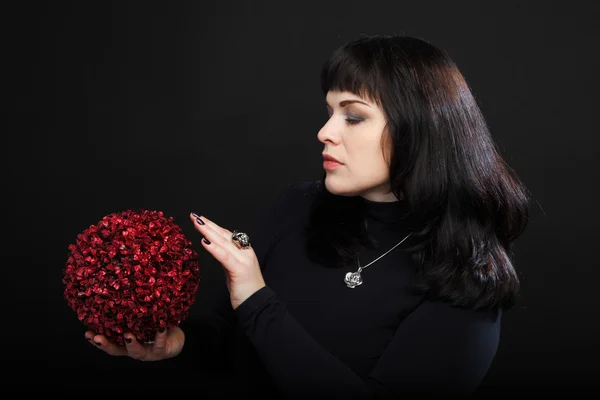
<box><xmin>327</xmin><ymin>107</ymin><xmax>365</xmax><ymax>125</ymax></box>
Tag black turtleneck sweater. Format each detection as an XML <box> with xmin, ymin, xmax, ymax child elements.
<box><xmin>180</xmin><ymin>181</ymin><xmax>501</xmax><ymax>397</ymax></box>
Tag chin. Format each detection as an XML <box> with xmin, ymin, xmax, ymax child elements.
<box><xmin>325</xmin><ymin>173</ymin><xmax>398</xmax><ymax>200</ymax></box>
<box><xmin>324</xmin><ymin>174</ymin><xmax>361</xmax><ymax>197</ymax></box>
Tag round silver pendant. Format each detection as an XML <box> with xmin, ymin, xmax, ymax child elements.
<box><xmin>344</xmin><ymin>271</ymin><xmax>363</xmax><ymax>288</ymax></box>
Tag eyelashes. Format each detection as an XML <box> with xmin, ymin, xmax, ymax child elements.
<box><xmin>345</xmin><ymin>118</ymin><xmax>362</xmax><ymax>125</ymax></box>
<box><xmin>326</xmin><ymin>112</ymin><xmax>364</xmax><ymax>126</ymax></box>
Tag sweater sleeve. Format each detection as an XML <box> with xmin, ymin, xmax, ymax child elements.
<box><xmin>235</xmin><ymin>286</ymin><xmax>501</xmax><ymax>397</ymax></box>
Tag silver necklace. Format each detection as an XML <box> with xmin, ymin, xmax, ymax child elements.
<box><xmin>344</xmin><ymin>231</ymin><xmax>413</xmax><ymax>288</ymax></box>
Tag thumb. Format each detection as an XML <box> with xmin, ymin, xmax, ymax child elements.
<box><xmin>151</xmin><ymin>327</ymin><xmax>168</xmax><ymax>355</ymax></box>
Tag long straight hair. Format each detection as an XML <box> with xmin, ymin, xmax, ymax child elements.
<box><xmin>304</xmin><ymin>35</ymin><xmax>531</xmax><ymax>312</ymax></box>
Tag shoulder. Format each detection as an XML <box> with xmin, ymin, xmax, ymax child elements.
<box><xmin>250</xmin><ymin>181</ymin><xmax>322</xmax><ymax>267</ymax></box>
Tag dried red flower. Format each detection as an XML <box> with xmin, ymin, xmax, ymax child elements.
<box><xmin>62</xmin><ymin>210</ymin><xmax>200</xmax><ymax>346</ymax></box>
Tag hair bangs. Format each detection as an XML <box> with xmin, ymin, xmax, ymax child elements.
<box><xmin>320</xmin><ymin>43</ymin><xmax>383</xmax><ymax>107</ymax></box>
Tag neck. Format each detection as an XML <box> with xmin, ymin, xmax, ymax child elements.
<box><xmin>361</xmin><ymin>196</ymin><xmax>408</xmax><ymax>226</ymax></box>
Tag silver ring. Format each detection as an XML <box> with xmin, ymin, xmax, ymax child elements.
<box><xmin>232</xmin><ymin>230</ymin><xmax>251</xmax><ymax>249</ymax></box>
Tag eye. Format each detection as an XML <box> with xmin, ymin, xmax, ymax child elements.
<box><xmin>345</xmin><ymin>118</ymin><xmax>362</xmax><ymax>125</ymax></box>
<box><xmin>325</xmin><ymin>108</ymin><xmax>363</xmax><ymax>125</ymax></box>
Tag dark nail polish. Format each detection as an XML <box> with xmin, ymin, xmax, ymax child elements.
<box><xmin>86</xmin><ymin>337</ymin><xmax>92</xmax><ymax>341</ymax></box>
<box><xmin>125</xmin><ymin>337</ymin><xmax>132</xmax><ymax>344</ymax></box>
<box><xmin>196</xmin><ymin>217</ymin><xmax>205</xmax><ymax>225</ymax></box>
<box><xmin>94</xmin><ymin>342</ymin><xmax>101</xmax><ymax>346</ymax></box>
<box><xmin>192</xmin><ymin>213</ymin><xmax>199</xmax><ymax>218</ymax></box>
<box><xmin>159</xmin><ymin>327</ymin><xmax>165</xmax><ymax>333</ymax></box>
<box><xmin>202</xmin><ymin>237</ymin><xmax>211</xmax><ymax>245</ymax></box>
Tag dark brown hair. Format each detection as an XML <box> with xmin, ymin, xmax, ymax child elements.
<box><xmin>304</xmin><ymin>35</ymin><xmax>532</xmax><ymax>312</ymax></box>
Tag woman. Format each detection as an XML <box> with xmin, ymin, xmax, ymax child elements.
<box><xmin>84</xmin><ymin>35</ymin><xmax>531</xmax><ymax>396</ymax></box>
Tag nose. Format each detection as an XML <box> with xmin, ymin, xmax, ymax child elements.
<box><xmin>317</xmin><ymin>118</ymin><xmax>339</xmax><ymax>145</ymax></box>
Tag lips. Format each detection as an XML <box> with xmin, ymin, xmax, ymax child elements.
<box><xmin>322</xmin><ymin>154</ymin><xmax>343</xmax><ymax>164</ymax></box>
<box><xmin>323</xmin><ymin>160</ymin><xmax>342</xmax><ymax>170</ymax></box>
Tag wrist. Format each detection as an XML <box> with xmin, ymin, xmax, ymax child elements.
<box><xmin>232</xmin><ymin>283</ymin><xmax>266</xmax><ymax>310</ymax></box>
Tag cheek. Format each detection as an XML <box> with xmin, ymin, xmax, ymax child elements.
<box><xmin>347</xmin><ymin>140</ymin><xmax>388</xmax><ymax>175</ymax></box>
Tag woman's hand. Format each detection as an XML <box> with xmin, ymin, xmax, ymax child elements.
<box><xmin>190</xmin><ymin>213</ymin><xmax>266</xmax><ymax>310</ymax></box>
<box><xmin>84</xmin><ymin>327</ymin><xmax>185</xmax><ymax>361</ymax></box>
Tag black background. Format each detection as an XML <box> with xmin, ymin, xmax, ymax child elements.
<box><xmin>11</xmin><ymin>0</ymin><xmax>600</xmax><ymax>395</ymax></box>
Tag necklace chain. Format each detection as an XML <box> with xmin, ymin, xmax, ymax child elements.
<box><xmin>344</xmin><ymin>232</ymin><xmax>413</xmax><ymax>288</ymax></box>
<box><xmin>357</xmin><ymin>231</ymin><xmax>412</xmax><ymax>272</ymax></box>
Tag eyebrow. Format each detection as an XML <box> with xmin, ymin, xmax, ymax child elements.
<box><xmin>325</xmin><ymin>99</ymin><xmax>372</xmax><ymax>108</ymax></box>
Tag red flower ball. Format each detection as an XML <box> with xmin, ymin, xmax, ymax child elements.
<box><xmin>63</xmin><ymin>209</ymin><xmax>200</xmax><ymax>346</ymax></box>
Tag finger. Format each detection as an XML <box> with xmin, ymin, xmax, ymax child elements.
<box><xmin>151</xmin><ymin>327</ymin><xmax>168</xmax><ymax>355</ymax></box>
<box><xmin>190</xmin><ymin>213</ymin><xmax>232</xmax><ymax>239</ymax></box>
<box><xmin>123</xmin><ymin>333</ymin><xmax>147</xmax><ymax>360</ymax></box>
<box><xmin>197</xmin><ymin>215</ymin><xmax>252</xmax><ymax>254</ymax></box>
<box><xmin>193</xmin><ymin>217</ymin><xmax>233</xmax><ymax>251</ymax></box>
<box><xmin>200</xmin><ymin>232</ymin><xmax>235</xmax><ymax>269</ymax></box>
<box><xmin>85</xmin><ymin>330</ymin><xmax>104</xmax><ymax>347</ymax></box>
<box><xmin>92</xmin><ymin>334</ymin><xmax>127</xmax><ymax>357</ymax></box>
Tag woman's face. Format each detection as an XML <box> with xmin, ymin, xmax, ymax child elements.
<box><xmin>317</xmin><ymin>90</ymin><xmax>399</xmax><ymax>202</ymax></box>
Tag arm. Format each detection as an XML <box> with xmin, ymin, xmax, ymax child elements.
<box><xmin>173</xmin><ymin>183</ymin><xmax>307</xmax><ymax>368</ymax></box>
<box><xmin>235</xmin><ymin>286</ymin><xmax>501</xmax><ymax>397</ymax></box>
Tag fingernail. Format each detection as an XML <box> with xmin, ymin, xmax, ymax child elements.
<box><xmin>125</xmin><ymin>337</ymin><xmax>132</xmax><ymax>343</ymax></box>
<box><xmin>192</xmin><ymin>212</ymin><xmax>199</xmax><ymax>218</ymax></box>
<box><xmin>196</xmin><ymin>217</ymin><xmax>205</xmax><ymax>225</ymax></box>
<box><xmin>202</xmin><ymin>237</ymin><xmax>211</xmax><ymax>245</ymax></box>
<box><xmin>159</xmin><ymin>327</ymin><xmax>165</xmax><ymax>333</ymax></box>
<box><xmin>86</xmin><ymin>337</ymin><xmax>91</xmax><ymax>341</ymax></box>
<box><xmin>94</xmin><ymin>342</ymin><xmax>101</xmax><ymax>346</ymax></box>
